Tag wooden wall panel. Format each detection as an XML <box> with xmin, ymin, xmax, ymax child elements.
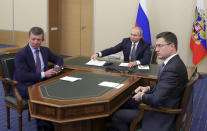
<box><xmin>0</xmin><ymin>30</ymin><xmax>13</xmax><ymax>44</ymax></box>
<box><xmin>80</xmin><ymin>0</ymin><xmax>93</xmax><ymax>57</ymax></box>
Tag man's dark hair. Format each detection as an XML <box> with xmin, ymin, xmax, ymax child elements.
<box><xmin>29</xmin><ymin>27</ymin><xmax>44</xmax><ymax>41</ymax></box>
<box><xmin>156</xmin><ymin>32</ymin><xmax>177</xmax><ymax>50</ymax></box>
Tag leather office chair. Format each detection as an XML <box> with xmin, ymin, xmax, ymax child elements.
<box><xmin>0</xmin><ymin>53</ymin><xmax>30</xmax><ymax>131</ymax></box>
<box><xmin>150</xmin><ymin>45</ymin><xmax>157</xmax><ymax>64</ymax></box>
<box><xmin>130</xmin><ymin>72</ymin><xmax>199</xmax><ymax>131</ymax></box>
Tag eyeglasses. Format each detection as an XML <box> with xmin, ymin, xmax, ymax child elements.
<box><xmin>155</xmin><ymin>44</ymin><xmax>170</xmax><ymax>48</ymax></box>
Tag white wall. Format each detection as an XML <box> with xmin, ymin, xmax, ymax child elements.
<box><xmin>94</xmin><ymin>0</ymin><xmax>207</xmax><ymax>72</ymax></box>
<box><xmin>0</xmin><ymin>0</ymin><xmax>206</xmax><ymax>72</ymax></box>
<box><xmin>0</xmin><ymin>0</ymin><xmax>47</xmax><ymax>31</ymax></box>
<box><xmin>0</xmin><ymin>0</ymin><xmax>13</xmax><ymax>30</ymax></box>
<box><xmin>14</xmin><ymin>0</ymin><xmax>47</xmax><ymax>31</ymax></box>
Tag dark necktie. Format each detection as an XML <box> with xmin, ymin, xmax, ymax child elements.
<box><xmin>35</xmin><ymin>49</ymin><xmax>41</xmax><ymax>72</ymax></box>
<box><xmin>130</xmin><ymin>43</ymin><xmax>136</xmax><ymax>61</ymax></box>
<box><xmin>158</xmin><ymin>63</ymin><xmax>165</xmax><ymax>77</ymax></box>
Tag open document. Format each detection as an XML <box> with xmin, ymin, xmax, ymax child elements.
<box><xmin>60</xmin><ymin>76</ymin><xmax>82</xmax><ymax>82</ymax></box>
<box><xmin>138</xmin><ymin>65</ymin><xmax>150</xmax><ymax>70</ymax></box>
<box><xmin>98</xmin><ymin>81</ymin><xmax>124</xmax><ymax>89</ymax></box>
<box><xmin>86</xmin><ymin>59</ymin><xmax>106</xmax><ymax>66</ymax></box>
<box><xmin>119</xmin><ymin>63</ymin><xmax>129</xmax><ymax>67</ymax></box>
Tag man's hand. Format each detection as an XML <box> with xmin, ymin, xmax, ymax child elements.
<box><xmin>53</xmin><ymin>65</ymin><xmax>63</xmax><ymax>73</ymax></box>
<box><xmin>128</xmin><ymin>61</ymin><xmax>137</xmax><ymax>67</ymax></box>
<box><xmin>44</xmin><ymin>68</ymin><xmax>58</xmax><ymax>78</ymax></box>
<box><xmin>135</xmin><ymin>86</ymin><xmax>150</xmax><ymax>93</ymax></box>
<box><xmin>91</xmin><ymin>53</ymin><xmax>98</xmax><ymax>60</ymax></box>
<box><xmin>133</xmin><ymin>92</ymin><xmax>143</xmax><ymax>102</ymax></box>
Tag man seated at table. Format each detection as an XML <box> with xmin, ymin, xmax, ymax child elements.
<box><xmin>110</xmin><ymin>32</ymin><xmax>188</xmax><ymax>131</ymax></box>
<box><xmin>14</xmin><ymin>26</ymin><xmax>63</xmax><ymax>131</ymax></box>
<box><xmin>91</xmin><ymin>27</ymin><xmax>151</xmax><ymax>67</ymax></box>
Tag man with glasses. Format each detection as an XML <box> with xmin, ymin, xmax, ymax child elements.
<box><xmin>110</xmin><ymin>32</ymin><xmax>188</xmax><ymax>131</ymax></box>
<box><xmin>91</xmin><ymin>27</ymin><xmax>151</xmax><ymax>67</ymax></box>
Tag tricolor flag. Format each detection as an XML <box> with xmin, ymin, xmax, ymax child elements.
<box><xmin>135</xmin><ymin>0</ymin><xmax>151</xmax><ymax>45</ymax></box>
<box><xmin>190</xmin><ymin>0</ymin><xmax>207</xmax><ymax>66</ymax></box>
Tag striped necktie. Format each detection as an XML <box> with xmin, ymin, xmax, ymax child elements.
<box><xmin>130</xmin><ymin>43</ymin><xmax>136</xmax><ymax>61</ymax></box>
<box><xmin>158</xmin><ymin>63</ymin><xmax>165</xmax><ymax>77</ymax></box>
<box><xmin>35</xmin><ymin>49</ymin><xmax>41</xmax><ymax>72</ymax></box>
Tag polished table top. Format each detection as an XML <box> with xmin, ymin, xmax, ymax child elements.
<box><xmin>64</xmin><ymin>56</ymin><xmax>159</xmax><ymax>79</ymax></box>
<box><xmin>28</xmin><ymin>69</ymin><xmax>140</xmax><ymax>123</ymax></box>
<box><xmin>40</xmin><ymin>71</ymin><xmax>128</xmax><ymax>101</ymax></box>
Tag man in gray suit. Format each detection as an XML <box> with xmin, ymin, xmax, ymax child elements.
<box><xmin>111</xmin><ymin>32</ymin><xmax>188</xmax><ymax>131</ymax></box>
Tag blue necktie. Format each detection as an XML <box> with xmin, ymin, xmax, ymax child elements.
<box><xmin>130</xmin><ymin>43</ymin><xmax>136</xmax><ymax>61</ymax></box>
<box><xmin>35</xmin><ymin>50</ymin><xmax>41</xmax><ymax>72</ymax></box>
<box><xmin>158</xmin><ymin>63</ymin><xmax>165</xmax><ymax>77</ymax></box>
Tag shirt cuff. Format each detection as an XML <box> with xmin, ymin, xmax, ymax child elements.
<box><xmin>41</xmin><ymin>72</ymin><xmax>45</xmax><ymax>79</ymax></box>
<box><xmin>141</xmin><ymin>93</ymin><xmax>144</xmax><ymax>101</ymax></box>
<box><xmin>136</xmin><ymin>60</ymin><xmax>141</xmax><ymax>65</ymax></box>
<box><xmin>98</xmin><ymin>52</ymin><xmax>102</xmax><ymax>57</ymax></box>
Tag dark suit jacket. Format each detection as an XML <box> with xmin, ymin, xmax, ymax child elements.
<box><xmin>100</xmin><ymin>38</ymin><xmax>151</xmax><ymax>65</ymax></box>
<box><xmin>141</xmin><ymin>55</ymin><xmax>188</xmax><ymax>131</ymax></box>
<box><xmin>14</xmin><ymin>44</ymin><xmax>63</xmax><ymax>98</ymax></box>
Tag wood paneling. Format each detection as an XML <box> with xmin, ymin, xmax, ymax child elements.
<box><xmin>59</xmin><ymin>0</ymin><xmax>81</xmax><ymax>56</ymax></box>
<box><xmin>0</xmin><ymin>30</ymin><xmax>13</xmax><ymax>44</ymax></box>
<box><xmin>49</xmin><ymin>0</ymin><xmax>93</xmax><ymax>56</ymax></box>
<box><xmin>48</xmin><ymin>0</ymin><xmax>59</xmax><ymax>54</ymax></box>
<box><xmin>0</xmin><ymin>30</ymin><xmax>46</xmax><ymax>48</ymax></box>
<box><xmin>80</xmin><ymin>0</ymin><xmax>93</xmax><ymax>57</ymax></box>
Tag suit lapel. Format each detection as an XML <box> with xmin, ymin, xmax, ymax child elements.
<box><xmin>126</xmin><ymin>41</ymin><xmax>132</xmax><ymax>58</ymax></box>
<box><xmin>40</xmin><ymin>47</ymin><xmax>48</xmax><ymax>71</ymax></box>
<box><xmin>135</xmin><ymin>40</ymin><xmax>143</xmax><ymax>58</ymax></box>
<box><xmin>157</xmin><ymin>55</ymin><xmax>179</xmax><ymax>80</ymax></box>
<box><xmin>25</xmin><ymin>44</ymin><xmax>36</xmax><ymax>71</ymax></box>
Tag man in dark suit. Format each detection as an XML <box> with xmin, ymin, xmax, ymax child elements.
<box><xmin>91</xmin><ymin>27</ymin><xmax>151</xmax><ymax>67</ymax></box>
<box><xmin>14</xmin><ymin>27</ymin><xmax>63</xmax><ymax>131</ymax></box>
<box><xmin>110</xmin><ymin>32</ymin><xmax>188</xmax><ymax>131</ymax></box>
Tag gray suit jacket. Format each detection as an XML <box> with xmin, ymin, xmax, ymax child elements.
<box><xmin>141</xmin><ymin>55</ymin><xmax>188</xmax><ymax>131</ymax></box>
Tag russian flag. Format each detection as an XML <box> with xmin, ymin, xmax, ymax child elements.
<box><xmin>190</xmin><ymin>0</ymin><xmax>207</xmax><ymax>66</ymax></box>
<box><xmin>135</xmin><ymin>0</ymin><xmax>151</xmax><ymax>45</ymax></box>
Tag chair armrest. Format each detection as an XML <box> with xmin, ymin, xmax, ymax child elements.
<box><xmin>130</xmin><ymin>103</ymin><xmax>183</xmax><ymax>131</ymax></box>
<box><xmin>139</xmin><ymin>103</ymin><xmax>182</xmax><ymax>114</ymax></box>
<box><xmin>0</xmin><ymin>77</ymin><xmax>23</xmax><ymax>108</ymax></box>
<box><xmin>0</xmin><ymin>77</ymin><xmax>17</xmax><ymax>95</ymax></box>
<box><xmin>3</xmin><ymin>78</ymin><xmax>18</xmax><ymax>86</ymax></box>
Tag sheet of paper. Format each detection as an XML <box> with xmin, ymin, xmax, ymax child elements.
<box><xmin>98</xmin><ymin>81</ymin><xmax>124</xmax><ymax>89</ymax></box>
<box><xmin>119</xmin><ymin>62</ymin><xmax>129</xmax><ymax>67</ymax></box>
<box><xmin>60</xmin><ymin>76</ymin><xmax>82</xmax><ymax>82</ymax></box>
<box><xmin>86</xmin><ymin>59</ymin><xmax>106</xmax><ymax>66</ymax></box>
<box><xmin>138</xmin><ymin>65</ymin><xmax>150</xmax><ymax>70</ymax></box>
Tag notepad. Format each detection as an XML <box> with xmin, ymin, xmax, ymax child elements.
<box><xmin>119</xmin><ymin>63</ymin><xmax>129</xmax><ymax>67</ymax></box>
<box><xmin>138</xmin><ymin>65</ymin><xmax>150</xmax><ymax>70</ymax></box>
<box><xmin>60</xmin><ymin>76</ymin><xmax>82</xmax><ymax>82</ymax></box>
<box><xmin>86</xmin><ymin>59</ymin><xmax>106</xmax><ymax>66</ymax></box>
<box><xmin>98</xmin><ymin>81</ymin><xmax>124</xmax><ymax>89</ymax></box>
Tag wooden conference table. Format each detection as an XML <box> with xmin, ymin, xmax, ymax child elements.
<box><xmin>28</xmin><ymin>56</ymin><xmax>165</xmax><ymax>131</ymax></box>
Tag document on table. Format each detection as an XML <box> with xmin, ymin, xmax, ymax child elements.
<box><xmin>86</xmin><ymin>59</ymin><xmax>106</xmax><ymax>66</ymax></box>
<box><xmin>138</xmin><ymin>65</ymin><xmax>150</xmax><ymax>70</ymax></box>
<box><xmin>60</xmin><ymin>76</ymin><xmax>82</xmax><ymax>82</ymax></box>
<box><xmin>119</xmin><ymin>62</ymin><xmax>129</xmax><ymax>67</ymax></box>
<box><xmin>98</xmin><ymin>81</ymin><xmax>124</xmax><ymax>89</ymax></box>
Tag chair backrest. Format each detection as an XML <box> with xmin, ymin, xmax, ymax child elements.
<box><xmin>176</xmin><ymin>72</ymin><xmax>199</xmax><ymax>130</ymax></box>
<box><xmin>150</xmin><ymin>46</ymin><xmax>157</xmax><ymax>64</ymax></box>
<box><xmin>0</xmin><ymin>53</ymin><xmax>15</xmax><ymax>80</ymax></box>
<box><xmin>187</xmin><ymin>66</ymin><xmax>197</xmax><ymax>81</ymax></box>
